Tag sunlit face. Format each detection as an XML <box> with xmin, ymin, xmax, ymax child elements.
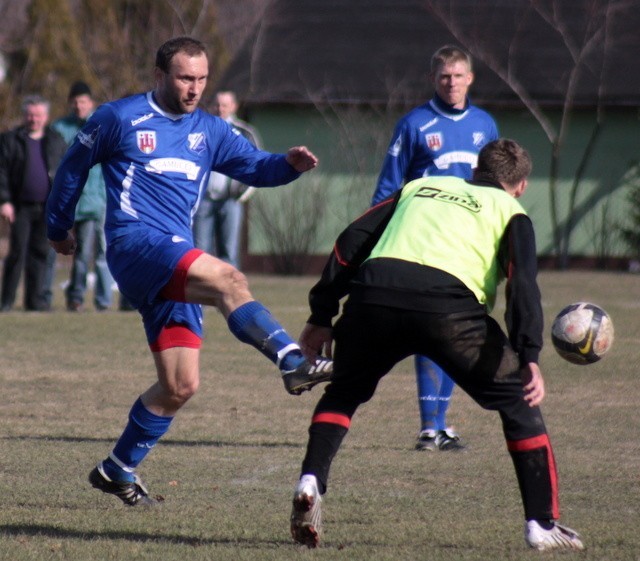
<box><xmin>154</xmin><ymin>51</ymin><xmax>208</xmax><ymax>114</ymax></box>
<box><xmin>431</xmin><ymin>60</ymin><xmax>474</xmax><ymax>109</ymax></box>
<box><xmin>24</xmin><ymin>103</ymin><xmax>49</xmax><ymax>135</ymax></box>
<box><xmin>213</xmin><ymin>92</ymin><xmax>238</xmax><ymax>120</ymax></box>
<box><xmin>71</xmin><ymin>94</ymin><xmax>94</xmax><ymax>120</ymax></box>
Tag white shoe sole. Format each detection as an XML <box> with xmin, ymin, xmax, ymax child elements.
<box><xmin>290</xmin><ymin>489</ymin><xmax>322</xmax><ymax>548</ymax></box>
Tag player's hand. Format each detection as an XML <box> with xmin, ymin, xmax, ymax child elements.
<box><xmin>522</xmin><ymin>362</ymin><xmax>545</xmax><ymax>407</ymax></box>
<box><xmin>286</xmin><ymin>146</ymin><xmax>319</xmax><ymax>173</ymax></box>
<box><xmin>49</xmin><ymin>231</ymin><xmax>77</xmax><ymax>255</ymax></box>
<box><xmin>299</xmin><ymin>322</ymin><xmax>333</xmax><ymax>361</ymax></box>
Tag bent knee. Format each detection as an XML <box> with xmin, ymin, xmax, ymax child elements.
<box><xmin>223</xmin><ymin>266</ymin><xmax>249</xmax><ymax>294</ymax></box>
<box><xmin>165</xmin><ymin>376</ymin><xmax>200</xmax><ymax>406</ymax></box>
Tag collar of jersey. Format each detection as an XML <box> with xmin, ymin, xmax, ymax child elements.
<box><xmin>146</xmin><ymin>91</ymin><xmax>188</xmax><ymax>121</ymax></box>
<box><xmin>429</xmin><ymin>94</ymin><xmax>470</xmax><ymax>121</ymax></box>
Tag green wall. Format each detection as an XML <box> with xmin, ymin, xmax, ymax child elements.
<box><xmin>246</xmin><ymin>105</ymin><xmax>639</xmax><ymax>259</ymax></box>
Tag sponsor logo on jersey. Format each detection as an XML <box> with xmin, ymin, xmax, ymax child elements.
<box><xmin>415</xmin><ymin>186</ymin><xmax>481</xmax><ymax>213</ymax></box>
<box><xmin>432</xmin><ymin>151</ymin><xmax>479</xmax><ymax>170</ymax></box>
<box><xmin>78</xmin><ymin>126</ymin><xmax>100</xmax><ymax>149</ymax></box>
<box><xmin>137</xmin><ymin>130</ymin><xmax>156</xmax><ymax>154</ymax></box>
<box><xmin>131</xmin><ymin>113</ymin><xmax>154</xmax><ymax>126</ymax></box>
<box><xmin>419</xmin><ymin>118</ymin><xmax>438</xmax><ymax>132</ymax></box>
<box><xmin>188</xmin><ymin>132</ymin><xmax>207</xmax><ymax>154</ymax></box>
<box><xmin>472</xmin><ymin>132</ymin><xmax>486</xmax><ymax>147</ymax></box>
<box><xmin>172</xmin><ymin>235</ymin><xmax>187</xmax><ymax>243</ymax></box>
<box><xmin>388</xmin><ymin>135</ymin><xmax>402</xmax><ymax>157</ymax></box>
<box><xmin>146</xmin><ymin>158</ymin><xmax>201</xmax><ymax>180</ymax></box>
<box><xmin>426</xmin><ymin>132</ymin><xmax>443</xmax><ymax>151</ymax></box>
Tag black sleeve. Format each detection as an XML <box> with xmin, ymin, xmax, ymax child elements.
<box><xmin>308</xmin><ymin>192</ymin><xmax>401</xmax><ymax>326</ymax></box>
<box><xmin>500</xmin><ymin>214</ymin><xmax>543</xmax><ymax>366</ymax></box>
<box><xmin>0</xmin><ymin>132</ymin><xmax>12</xmax><ymax>204</ymax></box>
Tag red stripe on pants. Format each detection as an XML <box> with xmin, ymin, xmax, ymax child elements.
<box><xmin>507</xmin><ymin>433</ymin><xmax>559</xmax><ymax>519</ymax></box>
<box><xmin>312</xmin><ymin>412</ymin><xmax>351</xmax><ymax>429</ymax></box>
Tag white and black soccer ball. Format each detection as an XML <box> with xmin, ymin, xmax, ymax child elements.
<box><xmin>551</xmin><ymin>302</ymin><xmax>614</xmax><ymax>365</ymax></box>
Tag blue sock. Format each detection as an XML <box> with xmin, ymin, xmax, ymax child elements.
<box><xmin>416</xmin><ymin>355</ymin><xmax>445</xmax><ymax>432</ymax></box>
<box><xmin>102</xmin><ymin>397</ymin><xmax>173</xmax><ymax>482</ymax></box>
<box><xmin>227</xmin><ymin>301</ymin><xmax>305</xmax><ymax>370</ymax></box>
<box><xmin>435</xmin><ymin>371</ymin><xmax>455</xmax><ymax>431</ymax></box>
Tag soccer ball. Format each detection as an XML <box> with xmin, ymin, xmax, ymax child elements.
<box><xmin>551</xmin><ymin>302</ymin><xmax>614</xmax><ymax>365</ymax></box>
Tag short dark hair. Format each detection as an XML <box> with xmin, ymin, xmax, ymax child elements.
<box><xmin>474</xmin><ymin>139</ymin><xmax>532</xmax><ymax>186</ymax></box>
<box><xmin>155</xmin><ymin>36</ymin><xmax>207</xmax><ymax>73</ymax></box>
<box><xmin>68</xmin><ymin>81</ymin><xmax>92</xmax><ymax>99</ymax></box>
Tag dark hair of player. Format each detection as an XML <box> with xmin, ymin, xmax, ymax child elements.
<box><xmin>474</xmin><ymin>139</ymin><xmax>533</xmax><ymax>186</ymax></box>
<box><xmin>155</xmin><ymin>37</ymin><xmax>207</xmax><ymax>73</ymax></box>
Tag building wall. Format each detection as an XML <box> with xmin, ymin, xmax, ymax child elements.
<box><xmin>242</xmin><ymin>105</ymin><xmax>639</xmax><ymax>271</ymax></box>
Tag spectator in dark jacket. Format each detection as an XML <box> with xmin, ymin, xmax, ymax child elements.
<box><xmin>0</xmin><ymin>95</ymin><xmax>68</xmax><ymax>311</ymax></box>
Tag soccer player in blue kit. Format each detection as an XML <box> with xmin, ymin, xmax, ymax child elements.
<box><xmin>372</xmin><ymin>45</ymin><xmax>499</xmax><ymax>452</ymax></box>
<box><xmin>47</xmin><ymin>36</ymin><xmax>332</xmax><ymax>506</ymax></box>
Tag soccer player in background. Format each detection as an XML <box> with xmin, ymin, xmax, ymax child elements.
<box><xmin>372</xmin><ymin>45</ymin><xmax>499</xmax><ymax>451</ymax></box>
<box><xmin>291</xmin><ymin>139</ymin><xmax>584</xmax><ymax>552</ymax></box>
<box><xmin>47</xmin><ymin>36</ymin><xmax>332</xmax><ymax>506</ymax></box>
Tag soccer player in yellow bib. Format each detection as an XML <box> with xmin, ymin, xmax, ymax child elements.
<box><xmin>290</xmin><ymin>139</ymin><xmax>584</xmax><ymax>552</ymax></box>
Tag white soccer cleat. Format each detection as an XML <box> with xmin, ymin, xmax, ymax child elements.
<box><xmin>290</xmin><ymin>474</ymin><xmax>322</xmax><ymax>548</ymax></box>
<box><xmin>525</xmin><ymin>520</ymin><xmax>585</xmax><ymax>551</ymax></box>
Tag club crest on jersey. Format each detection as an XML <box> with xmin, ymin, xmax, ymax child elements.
<box><xmin>137</xmin><ymin>130</ymin><xmax>156</xmax><ymax>154</ymax></box>
<box><xmin>188</xmin><ymin>132</ymin><xmax>207</xmax><ymax>154</ymax></box>
<box><xmin>473</xmin><ymin>132</ymin><xmax>486</xmax><ymax>147</ymax></box>
<box><xmin>426</xmin><ymin>132</ymin><xmax>443</xmax><ymax>151</ymax></box>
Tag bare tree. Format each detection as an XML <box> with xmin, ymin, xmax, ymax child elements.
<box><xmin>250</xmin><ymin>175</ymin><xmax>328</xmax><ymax>275</ymax></box>
<box><xmin>0</xmin><ymin>0</ymin><xmax>262</xmax><ymax>126</ymax></box>
<box><xmin>248</xmin><ymin>95</ymin><xmax>402</xmax><ymax>274</ymax></box>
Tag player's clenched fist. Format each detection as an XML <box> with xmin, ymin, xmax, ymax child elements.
<box><xmin>286</xmin><ymin>146</ymin><xmax>318</xmax><ymax>172</ymax></box>
<box><xmin>50</xmin><ymin>231</ymin><xmax>77</xmax><ymax>255</ymax></box>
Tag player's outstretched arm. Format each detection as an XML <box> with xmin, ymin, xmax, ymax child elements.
<box><xmin>286</xmin><ymin>146</ymin><xmax>318</xmax><ymax>173</ymax></box>
<box><xmin>522</xmin><ymin>362</ymin><xmax>545</xmax><ymax>407</ymax></box>
<box><xmin>299</xmin><ymin>323</ymin><xmax>333</xmax><ymax>361</ymax></box>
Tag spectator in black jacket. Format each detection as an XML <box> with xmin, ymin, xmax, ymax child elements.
<box><xmin>0</xmin><ymin>95</ymin><xmax>68</xmax><ymax>311</ymax></box>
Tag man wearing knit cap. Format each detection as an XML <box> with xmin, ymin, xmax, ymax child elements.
<box><xmin>51</xmin><ymin>81</ymin><xmax>114</xmax><ymax>311</ymax></box>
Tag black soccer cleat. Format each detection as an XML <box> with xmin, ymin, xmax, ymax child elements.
<box><xmin>282</xmin><ymin>358</ymin><xmax>333</xmax><ymax>395</ymax></box>
<box><xmin>89</xmin><ymin>463</ymin><xmax>158</xmax><ymax>507</ymax></box>
<box><xmin>435</xmin><ymin>429</ymin><xmax>466</xmax><ymax>451</ymax></box>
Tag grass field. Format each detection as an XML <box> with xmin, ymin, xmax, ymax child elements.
<box><xmin>1</xmin><ymin>271</ymin><xmax>639</xmax><ymax>561</ymax></box>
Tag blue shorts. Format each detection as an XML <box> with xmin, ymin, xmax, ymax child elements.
<box><xmin>106</xmin><ymin>227</ymin><xmax>203</xmax><ymax>344</ymax></box>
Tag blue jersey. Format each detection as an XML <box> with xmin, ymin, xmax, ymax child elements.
<box><xmin>372</xmin><ymin>96</ymin><xmax>498</xmax><ymax>205</ymax></box>
<box><xmin>47</xmin><ymin>92</ymin><xmax>299</xmax><ymax>244</ymax></box>
<box><xmin>46</xmin><ymin>92</ymin><xmax>301</xmax><ymax>344</ymax></box>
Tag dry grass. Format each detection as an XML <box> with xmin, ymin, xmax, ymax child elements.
<box><xmin>0</xmin><ymin>271</ymin><xmax>639</xmax><ymax>560</ymax></box>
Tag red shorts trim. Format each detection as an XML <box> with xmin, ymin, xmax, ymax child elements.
<box><xmin>160</xmin><ymin>249</ymin><xmax>204</xmax><ymax>302</ymax></box>
<box><xmin>149</xmin><ymin>323</ymin><xmax>202</xmax><ymax>352</ymax></box>
<box><xmin>312</xmin><ymin>412</ymin><xmax>351</xmax><ymax>429</ymax></box>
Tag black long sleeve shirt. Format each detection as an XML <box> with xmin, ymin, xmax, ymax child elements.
<box><xmin>308</xmin><ymin>180</ymin><xmax>543</xmax><ymax>366</ymax></box>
